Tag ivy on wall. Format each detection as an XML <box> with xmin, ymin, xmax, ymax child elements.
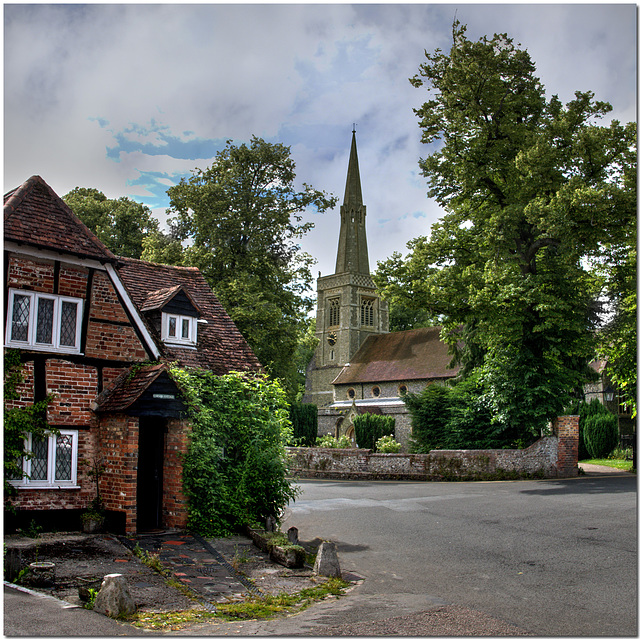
<box><xmin>171</xmin><ymin>368</ymin><xmax>298</xmax><ymax>536</ymax></box>
<box><xmin>4</xmin><ymin>349</ymin><xmax>54</xmax><ymax>506</ymax></box>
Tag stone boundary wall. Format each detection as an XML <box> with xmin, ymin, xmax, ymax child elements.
<box><xmin>288</xmin><ymin>416</ymin><xmax>579</xmax><ymax>481</ymax></box>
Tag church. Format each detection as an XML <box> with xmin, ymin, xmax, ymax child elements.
<box><xmin>303</xmin><ymin>131</ymin><xmax>458</xmax><ymax>450</ymax></box>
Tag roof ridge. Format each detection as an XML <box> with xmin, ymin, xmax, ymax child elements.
<box><xmin>4</xmin><ymin>175</ymin><xmax>118</xmax><ymax>263</ymax></box>
<box><xmin>117</xmin><ymin>255</ymin><xmax>200</xmax><ymax>272</ymax></box>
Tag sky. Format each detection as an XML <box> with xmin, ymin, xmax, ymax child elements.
<box><xmin>4</xmin><ymin>3</ymin><xmax>637</xmax><ymax>286</ymax></box>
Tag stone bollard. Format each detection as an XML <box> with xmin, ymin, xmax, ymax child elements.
<box><xmin>93</xmin><ymin>573</ymin><xmax>136</xmax><ymax>618</ymax></box>
<box><xmin>287</xmin><ymin>526</ymin><xmax>299</xmax><ymax>545</ymax></box>
<box><xmin>313</xmin><ymin>541</ymin><xmax>341</xmax><ymax>578</ymax></box>
<box><xmin>265</xmin><ymin>515</ymin><xmax>277</xmax><ymax>532</ymax></box>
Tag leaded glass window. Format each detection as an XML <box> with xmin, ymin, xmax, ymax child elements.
<box><xmin>30</xmin><ymin>437</ymin><xmax>49</xmax><ymax>481</ymax></box>
<box><xmin>36</xmin><ymin>297</ymin><xmax>55</xmax><ymax>344</ymax></box>
<box><xmin>59</xmin><ymin>301</ymin><xmax>78</xmax><ymax>347</ymax></box>
<box><xmin>6</xmin><ymin>290</ymin><xmax>82</xmax><ymax>353</ymax></box>
<box><xmin>55</xmin><ymin>435</ymin><xmax>73</xmax><ymax>481</ymax></box>
<box><xmin>9</xmin><ymin>431</ymin><xmax>78</xmax><ymax>488</ymax></box>
<box><xmin>11</xmin><ymin>294</ymin><xmax>31</xmax><ymax>342</ymax></box>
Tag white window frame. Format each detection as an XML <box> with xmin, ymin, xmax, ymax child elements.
<box><xmin>5</xmin><ymin>289</ymin><xmax>83</xmax><ymax>354</ymax></box>
<box><xmin>10</xmin><ymin>430</ymin><xmax>79</xmax><ymax>489</ymax></box>
<box><xmin>161</xmin><ymin>312</ymin><xmax>197</xmax><ymax>346</ymax></box>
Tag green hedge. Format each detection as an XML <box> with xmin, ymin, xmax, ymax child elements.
<box><xmin>289</xmin><ymin>403</ymin><xmax>318</xmax><ymax>447</ymax></box>
<box><xmin>566</xmin><ymin>399</ymin><xmax>618</xmax><ymax>460</ymax></box>
<box><xmin>353</xmin><ymin>413</ymin><xmax>395</xmax><ymax>450</ymax></box>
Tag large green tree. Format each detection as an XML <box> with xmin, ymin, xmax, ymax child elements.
<box><xmin>162</xmin><ymin>137</ymin><xmax>337</xmax><ymax>400</ymax></box>
<box><xmin>63</xmin><ymin>188</ymin><xmax>160</xmax><ymax>259</ymax></box>
<box><xmin>377</xmin><ymin>23</ymin><xmax>636</xmax><ymax>438</ymax></box>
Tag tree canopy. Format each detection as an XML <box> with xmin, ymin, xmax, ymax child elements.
<box><xmin>376</xmin><ymin>22</ymin><xmax>636</xmax><ymax>437</ymax></box>
<box><xmin>153</xmin><ymin>137</ymin><xmax>337</xmax><ymax>400</ymax></box>
<box><xmin>63</xmin><ymin>187</ymin><xmax>160</xmax><ymax>259</ymax></box>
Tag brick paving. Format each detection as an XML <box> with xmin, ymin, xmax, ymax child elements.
<box><xmin>119</xmin><ymin>532</ymin><xmax>258</xmax><ymax>606</ymax></box>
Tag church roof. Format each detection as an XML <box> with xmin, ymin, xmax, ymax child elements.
<box><xmin>332</xmin><ymin>326</ymin><xmax>458</xmax><ymax>385</ymax></box>
<box><xmin>4</xmin><ymin>175</ymin><xmax>117</xmax><ymax>263</ymax></box>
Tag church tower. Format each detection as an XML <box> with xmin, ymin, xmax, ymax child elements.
<box><xmin>304</xmin><ymin>129</ymin><xmax>389</xmax><ymax>407</ymax></box>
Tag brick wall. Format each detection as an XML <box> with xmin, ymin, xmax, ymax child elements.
<box><xmin>554</xmin><ymin>415</ymin><xmax>579</xmax><ymax>478</ymax></box>
<box><xmin>6</xmin><ymin>256</ymin><xmax>56</xmax><ymax>293</ymax></box>
<box><xmin>163</xmin><ymin>419</ymin><xmax>191</xmax><ymax>530</ymax></box>
<box><xmin>288</xmin><ymin>418</ymin><xmax>580</xmax><ymax>480</ymax></box>
<box><xmin>46</xmin><ymin>359</ymin><xmax>98</xmax><ymax>427</ymax></box>
<box><xmin>99</xmin><ymin>414</ymin><xmax>139</xmax><ymax>534</ymax></box>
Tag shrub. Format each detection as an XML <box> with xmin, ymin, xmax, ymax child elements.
<box><xmin>584</xmin><ymin>413</ymin><xmax>618</xmax><ymax>459</ymax></box>
<box><xmin>567</xmin><ymin>399</ymin><xmax>618</xmax><ymax>460</ymax></box>
<box><xmin>315</xmin><ymin>435</ymin><xmax>351</xmax><ymax>448</ymax></box>
<box><xmin>405</xmin><ymin>374</ymin><xmax>518</xmax><ymax>452</ymax></box>
<box><xmin>375</xmin><ymin>435</ymin><xmax>402</xmax><ymax>453</ymax></box>
<box><xmin>353</xmin><ymin>413</ymin><xmax>395</xmax><ymax>450</ymax></box>
<box><xmin>172</xmin><ymin>368</ymin><xmax>298</xmax><ymax>536</ymax></box>
<box><xmin>289</xmin><ymin>403</ymin><xmax>318</xmax><ymax>447</ymax></box>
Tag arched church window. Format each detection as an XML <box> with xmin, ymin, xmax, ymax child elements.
<box><xmin>328</xmin><ymin>298</ymin><xmax>340</xmax><ymax>327</ymax></box>
<box><xmin>361</xmin><ymin>298</ymin><xmax>374</xmax><ymax>326</ymax></box>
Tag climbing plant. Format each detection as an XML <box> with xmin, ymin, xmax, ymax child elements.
<box><xmin>4</xmin><ymin>349</ymin><xmax>54</xmax><ymax>504</ymax></box>
<box><xmin>171</xmin><ymin>368</ymin><xmax>298</xmax><ymax>536</ymax></box>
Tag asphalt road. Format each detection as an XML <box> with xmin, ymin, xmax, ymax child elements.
<box><xmin>276</xmin><ymin>473</ymin><xmax>637</xmax><ymax>636</ymax></box>
<box><xmin>5</xmin><ymin>471</ymin><xmax>637</xmax><ymax>636</ymax></box>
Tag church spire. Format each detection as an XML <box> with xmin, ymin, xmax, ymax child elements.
<box><xmin>335</xmin><ymin>129</ymin><xmax>370</xmax><ymax>275</ymax></box>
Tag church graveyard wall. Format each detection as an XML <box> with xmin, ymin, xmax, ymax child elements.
<box><xmin>289</xmin><ymin>416</ymin><xmax>579</xmax><ymax>480</ymax></box>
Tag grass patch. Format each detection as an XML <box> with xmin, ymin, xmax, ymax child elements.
<box><xmin>581</xmin><ymin>458</ymin><xmax>634</xmax><ymax>472</ymax></box>
<box><xmin>132</xmin><ymin>577</ymin><xmax>350</xmax><ymax>630</ymax></box>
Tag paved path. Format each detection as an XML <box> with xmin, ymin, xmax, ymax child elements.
<box><xmin>120</xmin><ymin>532</ymin><xmax>256</xmax><ymax>606</ymax></box>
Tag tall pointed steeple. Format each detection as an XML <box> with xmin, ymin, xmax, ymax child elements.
<box><xmin>303</xmin><ymin>129</ymin><xmax>388</xmax><ymax>408</ymax></box>
<box><xmin>335</xmin><ymin>129</ymin><xmax>370</xmax><ymax>275</ymax></box>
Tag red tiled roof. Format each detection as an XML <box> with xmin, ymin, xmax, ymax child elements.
<box><xmin>116</xmin><ymin>257</ymin><xmax>261</xmax><ymax>375</ymax></box>
<box><xmin>332</xmin><ymin>326</ymin><xmax>458</xmax><ymax>385</ymax></box>
<box><xmin>4</xmin><ymin>176</ymin><xmax>117</xmax><ymax>263</ymax></box>
<box><xmin>94</xmin><ymin>364</ymin><xmax>167</xmax><ymax>412</ymax></box>
<box><xmin>140</xmin><ymin>284</ymin><xmax>202</xmax><ymax>315</ymax></box>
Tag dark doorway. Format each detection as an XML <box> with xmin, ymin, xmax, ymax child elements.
<box><xmin>137</xmin><ymin>417</ymin><xmax>166</xmax><ymax>531</ymax></box>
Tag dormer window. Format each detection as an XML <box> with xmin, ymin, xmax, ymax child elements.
<box><xmin>162</xmin><ymin>313</ymin><xmax>197</xmax><ymax>346</ymax></box>
<box><xmin>141</xmin><ymin>284</ymin><xmax>201</xmax><ymax>349</ymax></box>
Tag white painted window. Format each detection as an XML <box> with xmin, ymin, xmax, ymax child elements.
<box><xmin>6</xmin><ymin>289</ymin><xmax>82</xmax><ymax>354</ymax></box>
<box><xmin>10</xmin><ymin>430</ymin><xmax>78</xmax><ymax>488</ymax></box>
<box><xmin>161</xmin><ymin>312</ymin><xmax>197</xmax><ymax>346</ymax></box>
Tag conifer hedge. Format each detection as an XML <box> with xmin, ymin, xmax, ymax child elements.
<box><xmin>353</xmin><ymin>413</ymin><xmax>396</xmax><ymax>450</ymax></box>
<box><xmin>289</xmin><ymin>403</ymin><xmax>318</xmax><ymax>447</ymax></box>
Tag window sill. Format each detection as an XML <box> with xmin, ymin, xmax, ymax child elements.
<box><xmin>164</xmin><ymin>342</ymin><xmax>197</xmax><ymax>350</ymax></box>
<box><xmin>5</xmin><ymin>342</ymin><xmax>82</xmax><ymax>356</ymax></box>
<box><xmin>10</xmin><ymin>484</ymin><xmax>80</xmax><ymax>490</ymax></box>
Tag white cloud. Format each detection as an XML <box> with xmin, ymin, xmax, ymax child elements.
<box><xmin>4</xmin><ymin>3</ymin><xmax>636</xmax><ymax>285</ymax></box>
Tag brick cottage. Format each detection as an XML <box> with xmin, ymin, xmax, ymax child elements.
<box><xmin>4</xmin><ymin>176</ymin><xmax>261</xmax><ymax>534</ymax></box>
